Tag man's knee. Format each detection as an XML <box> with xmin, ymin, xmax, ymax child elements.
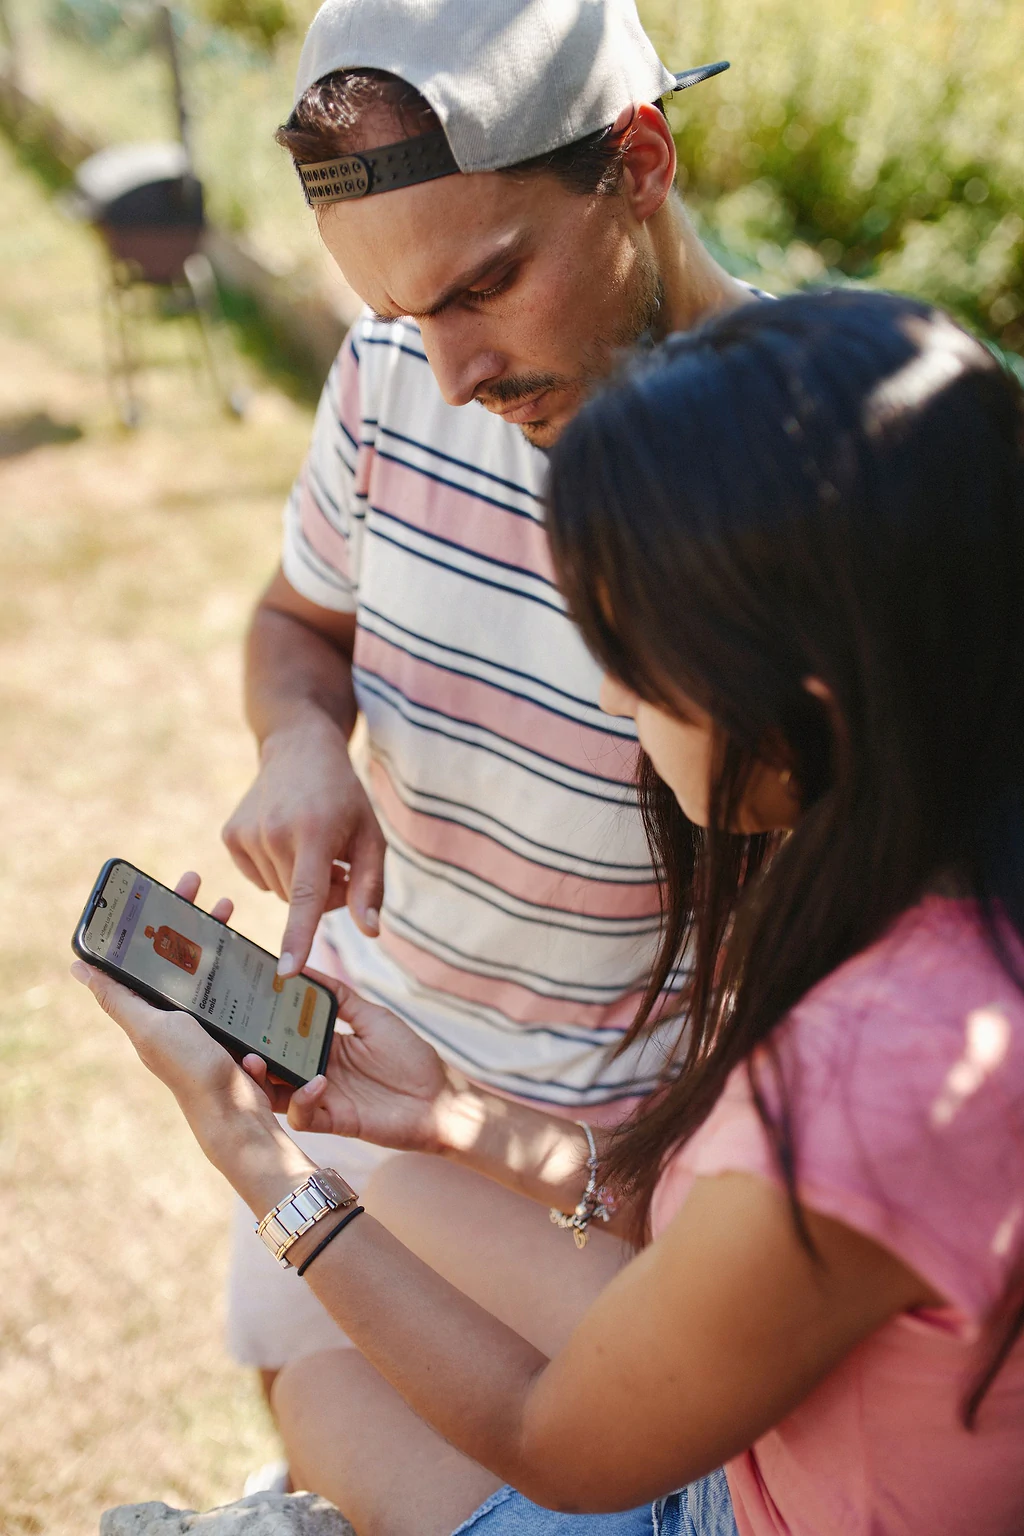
<box><xmin>271</xmin><ymin>1346</ymin><xmax>353</xmax><ymax>1429</ymax></box>
<box><xmin>362</xmin><ymin>1151</ymin><xmax>448</xmax><ymax>1236</ymax></box>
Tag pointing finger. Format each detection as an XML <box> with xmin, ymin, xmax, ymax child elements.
<box><xmin>278</xmin><ymin>843</ymin><xmax>332</xmax><ymax>977</ymax></box>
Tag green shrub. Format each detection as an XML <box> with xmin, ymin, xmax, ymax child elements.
<box><xmin>197</xmin><ymin>0</ymin><xmax>293</xmax><ymax>51</ymax></box>
<box><xmin>643</xmin><ymin>0</ymin><xmax>1024</xmax><ymax>354</ymax></box>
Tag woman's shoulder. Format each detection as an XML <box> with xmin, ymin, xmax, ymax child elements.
<box><xmin>787</xmin><ymin>896</ymin><xmax>1024</xmax><ymax>1062</ymax></box>
<box><xmin>656</xmin><ymin>900</ymin><xmax>1024</xmax><ymax>1316</ymax></box>
<box><xmin>770</xmin><ymin>897</ymin><xmax>1024</xmax><ymax>1135</ymax></box>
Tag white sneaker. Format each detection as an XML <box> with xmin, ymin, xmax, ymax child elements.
<box><xmin>243</xmin><ymin>1460</ymin><xmax>292</xmax><ymax>1496</ymax></box>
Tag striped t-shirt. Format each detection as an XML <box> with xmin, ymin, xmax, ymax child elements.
<box><xmin>281</xmin><ymin>310</ymin><xmax>680</xmax><ymax>1112</ymax></box>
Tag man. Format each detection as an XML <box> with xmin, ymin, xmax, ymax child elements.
<box><xmin>221</xmin><ymin>1</ymin><xmax>758</xmax><ymax>1526</ymax></box>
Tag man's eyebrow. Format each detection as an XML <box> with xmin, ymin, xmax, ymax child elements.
<box><xmin>378</xmin><ymin>233</ymin><xmax>528</xmax><ymax>323</ymax></box>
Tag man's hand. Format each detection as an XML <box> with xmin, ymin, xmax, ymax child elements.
<box><xmin>222</xmin><ymin>710</ymin><xmax>386</xmax><ymax>977</ymax></box>
<box><xmin>243</xmin><ymin>983</ymin><xmax>462</xmax><ymax>1157</ymax></box>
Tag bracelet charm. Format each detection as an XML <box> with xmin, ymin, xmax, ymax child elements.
<box><xmin>549</xmin><ymin>1122</ymin><xmax>616</xmax><ymax>1249</ymax></box>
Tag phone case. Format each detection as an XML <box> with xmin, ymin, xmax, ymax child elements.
<box><xmin>72</xmin><ymin>857</ymin><xmax>337</xmax><ymax>1088</ymax></box>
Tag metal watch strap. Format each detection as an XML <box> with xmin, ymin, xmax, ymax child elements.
<box><xmin>256</xmin><ymin>1168</ymin><xmax>358</xmax><ymax>1269</ymax></box>
<box><xmin>297</xmin><ymin>128</ymin><xmax>460</xmax><ymax>208</ymax></box>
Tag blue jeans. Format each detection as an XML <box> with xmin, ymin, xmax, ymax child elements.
<box><xmin>451</xmin><ymin>1469</ymin><xmax>737</xmax><ymax>1536</ymax></box>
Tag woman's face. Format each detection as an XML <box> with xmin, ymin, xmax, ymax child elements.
<box><xmin>599</xmin><ymin>676</ymin><xmax>802</xmax><ymax>834</ymax></box>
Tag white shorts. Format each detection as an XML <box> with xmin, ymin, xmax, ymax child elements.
<box><xmin>225</xmin><ymin>1122</ymin><xmax>398</xmax><ymax>1368</ymax></box>
<box><xmin>225</xmin><ymin>923</ymin><xmax>398</xmax><ymax>1368</ymax></box>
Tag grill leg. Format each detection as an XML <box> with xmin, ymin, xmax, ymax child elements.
<box><xmin>102</xmin><ymin>260</ymin><xmax>143</xmax><ymax>429</ymax></box>
<box><xmin>183</xmin><ymin>252</ymin><xmax>246</xmax><ymax>418</ymax></box>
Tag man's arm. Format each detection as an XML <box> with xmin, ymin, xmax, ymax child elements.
<box><xmin>222</xmin><ymin>566</ymin><xmax>386</xmax><ymax>974</ymax></box>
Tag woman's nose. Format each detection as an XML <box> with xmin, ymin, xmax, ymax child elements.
<box><xmin>599</xmin><ymin>674</ymin><xmax>636</xmax><ymax>719</ymax></box>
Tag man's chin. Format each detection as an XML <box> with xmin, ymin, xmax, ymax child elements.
<box><xmin>517</xmin><ymin>395</ymin><xmax>583</xmax><ymax>449</ymax></box>
<box><xmin>518</xmin><ymin>417</ymin><xmax>563</xmax><ymax>450</ymax></box>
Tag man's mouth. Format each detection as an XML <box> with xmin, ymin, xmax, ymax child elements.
<box><xmin>484</xmin><ymin>390</ymin><xmax>553</xmax><ymax>425</ymax></box>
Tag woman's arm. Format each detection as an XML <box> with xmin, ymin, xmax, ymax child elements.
<box><xmin>252</xmin><ymin>980</ymin><xmax>628</xmax><ymax>1232</ymax></box>
<box><xmin>74</xmin><ymin>963</ymin><xmax>939</xmax><ymax>1514</ymax></box>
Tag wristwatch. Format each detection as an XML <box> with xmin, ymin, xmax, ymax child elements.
<box><xmin>255</xmin><ymin>1168</ymin><xmax>358</xmax><ymax>1269</ymax></box>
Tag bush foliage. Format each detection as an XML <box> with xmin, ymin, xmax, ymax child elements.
<box><xmin>644</xmin><ymin>0</ymin><xmax>1023</xmax><ymax>355</ymax></box>
<box><xmin>198</xmin><ymin>0</ymin><xmax>292</xmax><ymax>50</ymax></box>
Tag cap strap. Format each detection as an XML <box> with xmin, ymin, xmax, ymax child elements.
<box><xmin>298</xmin><ymin>128</ymin><xmax>459</xmax><ymax>207</ymax></box>
<box><xmin>672</xmin><ymin>60</ymin><xmax>730</xmax><ymax>91</ymax></box>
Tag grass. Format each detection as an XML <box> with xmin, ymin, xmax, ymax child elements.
<box><xmin>0</xmin><ymin>128</ymin><xmax>317</xmax><ymax>1535</ymax></box>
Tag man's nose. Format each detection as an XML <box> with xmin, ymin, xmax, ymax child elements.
<box><xmin>419</xmin><ymin>317</ymin><xmax>504</xmax><ymax>408</ymax></box>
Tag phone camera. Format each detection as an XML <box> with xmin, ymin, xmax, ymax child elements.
<box><xmin>97</xmin><ymin>897</ymin><xmax>107</xmax><ymax>908</ymax></box>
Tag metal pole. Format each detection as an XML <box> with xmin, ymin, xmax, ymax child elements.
<box><xmin>157</xmin><ymin>4</ymin><xmax>191</xmax><ymax>164</ymax></box>
<box><xmin>0</xmin><ymin>0</ymin><xmax>20</xmax><ymax>88</ymax></box>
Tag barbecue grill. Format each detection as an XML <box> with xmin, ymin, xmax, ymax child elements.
<box><xmin>75</xmin><ymin>140</ymin><xmax>204</xmax><ymax>283</ymax></box>
<box><xmin>72</xmin><ymin>140</ymin><xmax>243</xmax><ymax>425</ymax></box>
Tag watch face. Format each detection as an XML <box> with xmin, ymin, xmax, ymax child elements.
<box><xmin>314</xmin><ymin>1169</ymin><xmax>357</xmax><ymax>1208</ymax></box>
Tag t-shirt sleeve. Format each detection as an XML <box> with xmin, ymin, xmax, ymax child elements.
<box><xmin>655</xmin><ymin>909</ymin><xmax>1024</xmax><ymax>1329</ymax></box>
<box><xmin>281</xmin><ymin>330</ymin><xmax>364</xmax><ymax>612</ymax></box>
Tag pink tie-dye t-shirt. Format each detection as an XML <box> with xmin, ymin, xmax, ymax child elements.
<box><xmin>652</xmin><ymin>898</ymin><xmax>1024</xmax><ymax>1536</ymax></box>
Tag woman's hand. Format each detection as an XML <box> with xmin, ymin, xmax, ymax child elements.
<box><xmin>246</xmin><ymin>984</ymin><xmax>464</xmax><ymax>1156</ymax></box>
<box><xmin>70</xmin><ymin>872</ymin><xmax>308</xmax><ymax>1195</ymax></box>
<box><xmin>74</xmin><ymin>869</ymin><xmax>461</xmax><ymax>1163</ymax></box>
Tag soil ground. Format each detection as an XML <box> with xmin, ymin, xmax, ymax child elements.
<box><xmin>0</xmin><ymin>132</ymin><xmax>318</xmax><ymax>1533</ymax></box>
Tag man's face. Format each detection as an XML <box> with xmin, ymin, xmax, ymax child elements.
<box><xmin>318</xmin><ymin>128</ymin><xmax>660</xmax><ymax>447</ymax></box>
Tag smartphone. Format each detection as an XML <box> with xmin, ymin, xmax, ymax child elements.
<box><xmin>73</xmin><ymin>858</ymin><xmax>337</xmax><ymax>1087</ymax></box>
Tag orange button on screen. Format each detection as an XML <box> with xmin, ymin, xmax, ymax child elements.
<box><xmin>272</xmin><ymin>973</ymin><xmax>285</xmax><ymax>994</ymax></box>
<box><xmin>298</xmin><ymin>987</ymin><xmax>316</xmax><ymax>1038</ymax></box>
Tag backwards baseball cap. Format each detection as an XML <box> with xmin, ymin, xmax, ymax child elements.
<box><xmin>294</xmin><ymin>0</ymin><xmax>728</xmax><ymax>208</ymax></box>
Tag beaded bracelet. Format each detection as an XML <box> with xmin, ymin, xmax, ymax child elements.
<box><xmin>549</xmin><ymin>1122</ymin><xmax>616</xmax><ymax>1249</ymax></box>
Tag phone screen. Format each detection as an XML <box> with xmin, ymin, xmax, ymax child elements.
<box><xmin>80</xmin><ymin>861</ymin><xmax>334</xmax><ymax>1081</ymax></box>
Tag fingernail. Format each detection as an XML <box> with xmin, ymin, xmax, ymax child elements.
<box><xmin>277</xmin><ymin>952</ymin><xmax>295</xmax><ymax>977</ymax></box>
<box><xmin>70</xmin><ymin>961</ymin><xmax>90</xmax><ymax>984</ymax></box>
<box><xmin>305</xmin><ymin>1074</ymin><xmax>326</xmax><ymax>1094</ymax></box>
<box><xmin>364</xmin><ymin>908</ymin><xmax>380</xmax><ymax>934</ymax></box>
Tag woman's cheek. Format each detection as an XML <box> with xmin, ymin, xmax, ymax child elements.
<box><xmin>638</xmin><ymin>713</ymin><xmax>713</xmax><ymax>826</ymax></box>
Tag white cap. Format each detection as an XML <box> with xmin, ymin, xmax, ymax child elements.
<box><xmin>295</xmin><ymin>0</ymin><xmax>718</xmax><ymax>175</ymax></box>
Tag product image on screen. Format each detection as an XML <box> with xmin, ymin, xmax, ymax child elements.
<box><xmin>82</xmin><ymin>862</ymin><xmax>333</xmax><ymax>1080</ymax></box>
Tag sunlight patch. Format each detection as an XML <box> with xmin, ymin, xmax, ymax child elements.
<box><xmin>867</xmin><ymin>313</ymin><xmax>977</xmax><ymax>425</ymax></box>
<box><xmin>930</xmin><ymin>1006</ymin><xmax>1011</xmax><ymax>1128</ymax></box>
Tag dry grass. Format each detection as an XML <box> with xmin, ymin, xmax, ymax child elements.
<box><xmin>0</xmin><ymin>132</ymin><xmax>318</xmax><ymax>1533</ymax></box>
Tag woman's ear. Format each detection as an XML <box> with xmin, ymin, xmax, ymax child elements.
<box><xmin>803</xmin><ymin>677</ymin><xmax>833</xmax><ymax>707</ymax></box>
<box><xmin>618</xmin><ymin>102</ymin><xmax>677</xmax><ymax>224</ymax></box>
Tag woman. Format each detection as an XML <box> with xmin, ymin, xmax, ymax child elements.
<box><xmin>73</xmin><ymin>291</ymin><xmax>1024</xmax><ymax>1534</ymax></box>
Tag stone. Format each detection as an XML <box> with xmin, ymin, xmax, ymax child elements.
<box><xmin>100</xmin><ymin>1492</ymin><xmax>356</xmax><ymax>1536</ymax></box>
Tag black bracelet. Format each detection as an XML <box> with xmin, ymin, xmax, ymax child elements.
<box><xmin>296</xmin><ymin>1205</ymin><xmax>366</xmax><ymax>1277</ymax></box>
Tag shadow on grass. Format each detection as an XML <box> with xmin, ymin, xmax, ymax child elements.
<box><xmin>0</xmin><ymin>412</ymin><xmax>84</xmax><ymax>458</ymax></box>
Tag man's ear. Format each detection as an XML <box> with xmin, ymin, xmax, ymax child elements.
<box><xmin>618</xmin><ymin>102</ymin><xmax>677</xmax><ymax>224</ymax></box>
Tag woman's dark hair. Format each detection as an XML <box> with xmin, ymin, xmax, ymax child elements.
<box><xmin>545</xmin><ymin>289</ymin><xmax>1024</xmax><ymax>1422</ymax></box>
<box><xmin>277</xmin><ymin>68</ymin><xmax>652</xmax><ymax>196</ymax></box>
